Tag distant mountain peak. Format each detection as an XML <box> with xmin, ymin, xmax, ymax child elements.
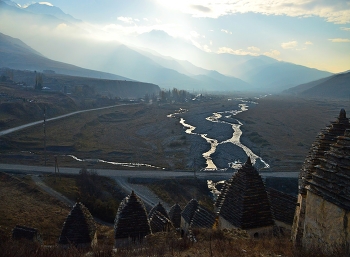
<box><xmin>25</xmin><ymin>2</ymin><xmax>61</xmax><ymax>12</ymax></box>
<box><xmin>3</xmin><ymin>0</ymin><xmax>20</xmax><ymax>8</ymax></box>
<box><xmin>23</xmin><ymin>2</ymin><xmax>81</xmax><ymax>23</ymax></box>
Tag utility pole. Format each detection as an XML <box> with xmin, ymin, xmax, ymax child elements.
<box><xmin>54</xmin><ymin>155</ymin><xmax>60</xmax><ymax>181</ymax></box>
<box><xmin>43</xmin><ymin>107</ymin><xmax>46</xmax><ymax>166</ymax></box>
<box><xmin>193</xmin><ymin>158</ymin><xmax>197</xmax><ymax>178</ymax></box>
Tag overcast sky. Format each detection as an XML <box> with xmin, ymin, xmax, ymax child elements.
<box><xmin>9</xmin><ymin>0</ymin><xmax>350</xmax><ymax>73</ymax></box>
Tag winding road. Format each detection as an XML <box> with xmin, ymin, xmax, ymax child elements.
<box><xmin>0</xmin><ymin>103</ymin><xmax>134</xmax><ymax>137</ymax></box>
<box><xmin>0</xmin><ymin>163</ymin><xmax>298</xmax><ymax>212</ymax></box>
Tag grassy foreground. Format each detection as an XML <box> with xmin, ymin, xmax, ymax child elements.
<box><xmin>1</xmin><ymin>172</ymin><xmax>345</xmax><ymax>257</ymax></box>
<box><xmin>1</xmin><ymin>228</ymin><xmax>344</xmax><ymax>257</ymax></box>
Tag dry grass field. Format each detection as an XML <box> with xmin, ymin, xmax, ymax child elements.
<box><xmin>1</xmin><ymin>93</ymin><xmax>348</xmax><ymax>174</ymax></box>
<box><xmin>0</xmin><ymin>172</ymin><xmax>70</xmax><ymax>244</ymax></box>
<box><xmin>237</xmin><ymin>95</ymin><xmax>350</xmax><ymax>172</ymax></box>
<box><xmin>0</xmin><ymin>172</ymin><xmax>115</xmax><ymax>245</ymax></box>
<box><xmin>0</xmin><ymin>83</ymin><xmax>78</xmax><ymax>130</ymax></box>
<box><xmin>0</xmin><ymin>98</ymin><xmax>230</xmax><ymax>170</ymax></box>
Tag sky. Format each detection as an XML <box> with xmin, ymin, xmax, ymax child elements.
<box><xmin>6</xmin><ymin>0</ymin><xmax>350</xmax><ymax>73</ymax></box>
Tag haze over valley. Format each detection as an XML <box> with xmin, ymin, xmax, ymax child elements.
<box><xmin>0</xmin><ymin>1</ymin><xmax>350</xmax><ymax>256</ymax></box>
<box><xmin>1</xmin><ymin>0</ymin><xmax>349</xmax><ymax>93</ymax></box>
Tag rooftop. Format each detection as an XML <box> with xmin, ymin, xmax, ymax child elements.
<box><xmin>114</xmin><ymin>191</ymin><xmax>151</xmax><ymax>240</ymax></box>
<box><xmin>217</xmin><ymin>157</ymin><xmax>274</xmax><ymax>230</ymax></box>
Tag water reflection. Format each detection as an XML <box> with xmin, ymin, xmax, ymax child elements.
<box><xmin>173</xmin><ymin>100</ymin><xmax>270</xmax><ymax>170</ymax></box>
<box><xmin>66</xmin><ymin>155</ymin><xmax>164</xmax><ymax>169</ymax></box>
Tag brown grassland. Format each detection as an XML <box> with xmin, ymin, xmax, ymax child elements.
<box><xmin>0</xmin><ymin>97</ymin><xmax>230</xmax><ymax>169</ymax></box>
<box><xmin>1</xmin><ymin>92</ymin><xmax>348</xmax><ymax>172</ymax></box>
<box><xmin>236</xmin><ymin>95</ymin><xmax>349</xmax><ymax>172</ymax></box>
<box><xmin>0</xmin><ymin>172</ymin><xmax>115</xmax><ymax>245</ymax></box>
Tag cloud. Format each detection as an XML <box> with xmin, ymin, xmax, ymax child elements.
<box><xmin>190</xmin><ymin>31</ymin><xmax>200</xmax><ymax>38</ymax></box>
<box><xmin>221</xmin><ymin>29</ymin><xmax>232</xmax><ymax>34</ymax></box>
<box><xmin>341</xmin><ymin>27</ymin><xmax>350</xmax><ymax>31</ymax></box>
<box><xmin>117</xmin><ymin>17</ymin><xmax>134</xmax><ymax>24</ymax></box>
<box><xmin>156</xmin><ymin>1</ymin><xmax>350</xmax><ymax>24</ymax></box>
<box><xmin>281</xmin><ymin>40</ymin><xmax>298</xmax><ymax>49</ymax></box>
<box><xmin>263</xmin><ymin>49</ymin><xmax>281</xmax><ymax>59</ymax></box>
<box><xmin>191</xmin><ymin>40</ymin><xmax>212</xmax><ymax>52</ymax></box>
<box><xmin>191</xmin><ymin>5</ymin><xmax>212</xmax><ymax>13</ymax></box>
<box><xmin>304</xmin><ymin>41</ymin><xmax>313</xmax><ymax>45</ymax></box>
<box><xmin>56</xmin><ymin>23</ymin><xmax>68</xmax><ymax>30</ymax></box>
<box><xmin>217</xmin><ymin>47</ymin><xmax>259</xmax><ymax>56</ymax></box>
<box><xmin>38</xmin><ymin>2</ymin><xmax>53</xmax><ymax>7</ymax></box>
<box><xmin>247</xmin><ymin>46</ymin><xmax>260</xmax><ymax>52</ymax></box>
<box><xmin>202</xmin><ymin>44</ymin><xmax>212</xmax><ymax>52</ymax></box>
<box><xmin>328</xmin><ymin>38</ymin><xmax>350</xmax><ymax>42</ymax></box>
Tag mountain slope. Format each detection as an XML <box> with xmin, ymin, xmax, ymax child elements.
<box><xmin>137</xmin><ymin>48</ymin><xmax>251</xmax><ymax>91</ymax></box>
<box><xmin>136</xmin><ymin>30</ymin><xmax>332</xmax><ymax>92</ymax></box>
<box><xmin>24</xmin><ymin>2</ymin><xmax>81</xmax><ymax>23</ymax></box>
<box><xmin>0</xmin><ymin>32</ymin><xmax>130</xmax><ymax>80</ymax></box>
<box><xmin>87</xmin><ymin>44</ymin><xmax>250</xmax><ymax>91</ymax></box>
<box><xmin>285</xmin><ymin>72</ymin><xmax>350</xmax><ymax>99</ymax></box>
<box><xmin>239</xmin><ymin>62</ymin><xmax>332</xmax><ymax>92</ymax></box>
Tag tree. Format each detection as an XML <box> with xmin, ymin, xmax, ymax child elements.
<box><xmin>35</xmin><ymin>73</ymin><xmax>43</xmax><ymax>90</ymax></box>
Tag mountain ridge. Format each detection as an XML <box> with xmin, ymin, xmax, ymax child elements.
<box><xmin>284</xmin><ymin>71</ymin><xmax>350</xmax><ymax>99</ymax></box>
<box><xmin>0</xmin><ymin>32</ymin><xmax>131</xmax><ymax>81</ymax></box>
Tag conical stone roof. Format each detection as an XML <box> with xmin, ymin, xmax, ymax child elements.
<box><xmin>190</xmin><ymin>206</ymin><xmax>216</xmax><ymax>229</ymax></box>
<box><xmin>149</xmin><ymin>211</ymin><xmax>172</xmax><ymax>233</ymax></box>
<box><xmin>58</xmin><ymin>202</ymin><xmax>96</xmax><ymax>245</ymax></box>
<box><xmin>308</xmin><ymin>129</ymin><xmax>350</xmax><ymax>210</ymax></box>
<box><xmin>181</xmin><ymin>199</ymin><xmax>199</xmax><ymax>224</ymax></box>
<box><xmin>267</xmin><ymin>187</ymin><xmax>297</xmax><ymax>225</ymax></box>
<box><xmin>217</xmin><ymin>157</ymin><xmax>274</xmax><ymax>230</ymax></box>
<box><xmin>168</xmin><ymin>203</ymin><xmax>182</xmax><ymax>228</ymax></box>
<box><xmin>299</xmin><ymin>109</ymin><xmax>350</xmax><ymax>195</ymax></box>
<box><xmin>114</xmin><ymin>191</ymin><xmax>151</xmax><ymax>240</ymax></box>
<box><xmin>149</xmin><ymin>202</ymin><xmax>169</xmax><ymax>220</ymax></box>
<box><xmin>214</xmin><ymin>175</ymin><xmax>234</xmax><ymax>211</ymax></box>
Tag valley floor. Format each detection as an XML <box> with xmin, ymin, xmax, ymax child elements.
<box><xmin>1</xmin><ymin>94</ymin><xmax>346</xmax><ymax>174</ymax></box>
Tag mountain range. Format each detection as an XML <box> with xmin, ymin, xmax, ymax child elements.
<box><xmin>285</xmin><ymin>71</ymin><xmax>350</xmax><ymax>99</ymax></box>
<box><xmin>0</xmin><ymin>32</ymin><xmax>130</xmax><ymax>81</ymax></box>
<box><xmin>0</xmin><ymin>0</ymin><xmax>336</xmax><ymax>93</ymax></box>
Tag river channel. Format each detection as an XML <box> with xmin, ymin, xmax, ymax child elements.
<box><xmin>173</xmin><ymin>98</ymin><xmax>270</xmax><ymax>171</ymax></box>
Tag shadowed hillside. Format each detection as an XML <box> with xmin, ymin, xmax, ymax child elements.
<box><xmin>285</xmin><ymin>71</ymin><xmax>350</xmax><ymax>99</ymax></box>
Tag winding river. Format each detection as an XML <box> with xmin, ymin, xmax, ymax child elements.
<box><xmin>66</xmin><ymin>155</ymin><xmax>164</xmax><ymax>169</ymax></box>
<box><xmin>177</xmin><ymin>99</ymin><xmax>270</xmax><ymax>171</ymax></box>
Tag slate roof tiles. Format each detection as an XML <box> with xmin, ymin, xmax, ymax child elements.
<box><xmin>168</xmin><ymin>203</ymin><xmax>182</xmax><ymax>228</ymax></box>
<box><xmin>217</xmin><ymin>157</ymin><xmax>274</xmax><ymax>230</ymax></box>
<box><xmin>58</xmin><ymin>202</ymin><xmax>96</xmax><ymax>246</ymax></box>
<box><xmin>114</xmin><ymin>191</ymin><xmax>151</xmax><ymax>240</ymax></box>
